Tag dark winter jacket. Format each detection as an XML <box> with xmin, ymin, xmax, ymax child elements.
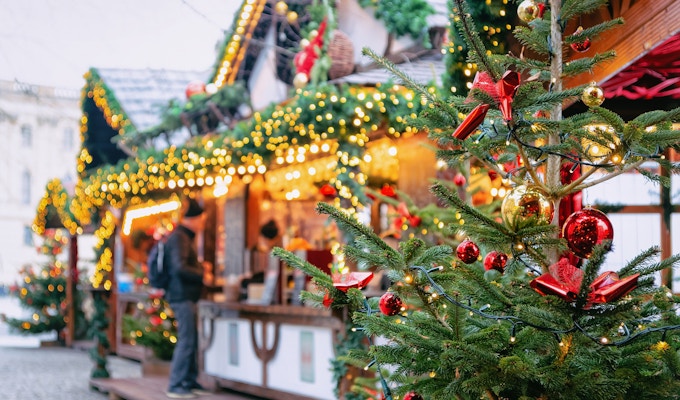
<box><xmin>163</xmin><ymin>225</ymin><xmax>204</xmax><ymax>303</ymax></box>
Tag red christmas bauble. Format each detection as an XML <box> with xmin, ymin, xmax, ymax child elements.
<box><xmin>379</xmin><ymin>292</ymin><xmax>403</xmax><ymax>316</ymax></box>
<box><xmin>380</xmin><ymin>184</ymin><xmax>397</xmax><ymax>198</ymax></box>
<box><xmin>319</xmin><ymin>183</ymin><xmax>337</xmax><ymax>198</ymax></box>
<box><xmin>453</xmin><ymin>173</ymin><xmax>466</xmax><ymax>186</ymax></box>
<box><xmin>484</xmin><ymin>251</ymin><xmax>508</xmax><ymax>272</ymax></box>
<box><xmin>403</xmin><ymin>391</ymin><xmax>424</xmax><ymax>400</ymax></box>
<box><xmin>456</xmin><ymin>240</ymin><xmax>480</xmax><ymax>264</ymax></box>
<box><xmin>570</xmin><ymin>26</ymin><xmax>591</xmax><ymax>53</ymax></box>
<box><xmin>562</xmin><ymin>208</ymin><xmax>613</xmax><ymax>258</ymax></box>
<box><xmin>185</xmin><ymin>81</ymin><xmax>206</xmax><ymax>99</ymax></box>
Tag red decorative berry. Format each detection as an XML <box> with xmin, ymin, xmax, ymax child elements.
<box><xmin>484</xmin><ymin>251</ymin><xmax>508</xmax><ymax>272</ymax></box>
<box><xmin>403</xmin><ymin>391</ymin><xmax>424</xmax><ymax>400</ymax></box>
<box><xmin>456</xmin><ymin>240</ymin><xmax>480</xmax><ymax>264</ymax></box>
<box><xmin>453</xmin><ymin>173</ymin><xmax>466</xmax><ymax>186</ymax></box>
<box><xmin>379</xmin><ymin>292</ymin><xmax>403</xmax><ymax>316</ymax></box>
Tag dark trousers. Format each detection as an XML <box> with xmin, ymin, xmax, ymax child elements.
<box><xmin>168</xmin><ymin>300</ymin><xmax>198</xmax><ymax>391</ymax></box>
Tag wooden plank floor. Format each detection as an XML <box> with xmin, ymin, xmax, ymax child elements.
<box><xmin>90</xmin><ymin>377</ymin><xmax>269</xmax><ymax>400</ymax></box>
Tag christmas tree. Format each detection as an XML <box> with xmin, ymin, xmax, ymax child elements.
<box><xmin>122</xmin><ymin>291</ymin><xmax>177</xmax><ymax>361</ymax></box>
<box><xmin>2</xmin><ymin>230</ymin><xmax>71</xmax><ymax>339</ymax></box>
<box><xmin>274</xmin><ymin>0</ymin><xmax>680</xmax><ymax>399</ymax></box>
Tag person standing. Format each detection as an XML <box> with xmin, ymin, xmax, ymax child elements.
<box><xmin>164</xmin><ymin>197</ymin><xmax>209</xmax><ymax>398</ymax></box>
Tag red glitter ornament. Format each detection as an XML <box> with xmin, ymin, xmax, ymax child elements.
<box><xmin>379</xmin><ymin>292</ymin><xmax>403</xmax><ymax>316</ymax></box>
<box><xmin>403</xmin><ymin>391</ymin><xmax>424</xmax><ymax>400</ymax></box>
<box><xmin>569</xmin><ymin>26</ymin><xmax>591</xmax><ymax>53</ymax></box>
<box><xmin>484</xmin><ymin>251</ymin><xmax>508</xmax><ymax>272</ymax></box>
<box><xmin>456</xmin><ymin>240</ymin><xmax>480</xmax><ymax>264</ymax></box>
<box><xmin>319</xmin><ymin>183</ymin><xmax>337</xmax><ymax>198</ymax></box>
<box><xmin>562</xmin><ymin>208</ymin><xmax>613</xmax><ymax>258</ymax></box>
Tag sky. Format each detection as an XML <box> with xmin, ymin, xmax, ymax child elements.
<box><xmin>0</xmin><ymin>0</ymin><xmax>241</xmax><ymax>90</ymax></box>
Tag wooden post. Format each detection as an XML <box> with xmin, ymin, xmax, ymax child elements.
<box><xmin>65</xmin><ymin>233</ymin><xmax>78</xmax><ymax>347</ymax></box>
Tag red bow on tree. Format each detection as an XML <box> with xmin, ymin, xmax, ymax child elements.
<box><xmin>530</xmin><ymin>258</ymin><xmax>639</xmax><ymax>306</ymax></box>
<box><xmin>332</xmin><ymin>271</ymin><xmax>374</xmax><ymax>292</ymax></box>
<box><xmin>452</xmin><ymin>70</ymin><xmax>521</xmax><ymax>140</ymax></box>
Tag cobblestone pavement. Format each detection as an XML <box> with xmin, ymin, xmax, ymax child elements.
<box><xmin>0</xmin><ymin>346</ymin><xmax>141</xmax><ymax>400</ymax></box>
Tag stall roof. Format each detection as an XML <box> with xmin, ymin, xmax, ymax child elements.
<box><xmin>93</xmin><ymin>68</ymin><xmax>208</xmax><ymax>132</ymax></box>
<box><xmin>330</xmin><ymin>53</ymin><xmax>446</xmax><ymax>87</ymax></box>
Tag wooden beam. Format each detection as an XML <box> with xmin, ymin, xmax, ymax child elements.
<box><xmin>566</xmin><ymin>0</ymin><xmax>680</xmax><ymax>88</ymax></box>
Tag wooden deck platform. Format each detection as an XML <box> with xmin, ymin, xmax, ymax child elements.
<box><xmin>90</xmin><ymin>377</ymin><xmax>269</xmax><ymax>400</ymax></box>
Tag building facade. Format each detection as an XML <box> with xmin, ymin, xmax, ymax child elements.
<box><xmin>0</xmin><ymin>80</ymin><xmax>81</xmax><ymax>284</ymax></box>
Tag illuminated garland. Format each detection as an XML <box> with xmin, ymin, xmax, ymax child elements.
<box><xmin>90</xmin><ymin>209</ymin><xmax>116</xmax><ymax>290</ymax></box>
<box><xmin>32</xmin><ymin>178</ymin><xmax>80</xmax><ymax>235</ymax></box>
<box><xmin>81</xmin><ymin>82</ymin><xmax>428</xmax><ymax>207</ymax></box>
<box><xmin>78</xmin><ymin>69</ymin><xmax>133</xmax><ymax>179</ymax></box>
<box><xmin>210</xmin><ymin>0</ymin><xmax>268</xmax><ymax>88</ymax></box>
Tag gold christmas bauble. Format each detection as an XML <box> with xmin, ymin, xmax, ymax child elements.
<box><xmin>293</xmin><ymin>72</ymin><xmax>308</xmax><ymax>89</ymax></box>
<box><xmin>582</xmin><ymin>82</ymin><xmax>605</xmax><ymax>107</ymax></box>
<box><xmin>501</xmin><ymin>185</ymin><xmax>554</xmax><ymax>231</ymax></box>
<box><xmin>287</xmin><ymin>11</ymin><xmax>298</xmax><ymax>24</ymax></box>
<box><xmin>517</xmin><ymin>0</ymin><xmax>540</xmax><ymax>23</ymax></box>
<box><xmin>275</xmin><ymin>1</ymin><xmax>288</xmax><ymax>15</ymax></box>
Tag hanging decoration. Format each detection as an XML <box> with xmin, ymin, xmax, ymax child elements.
<box><xmin>581</xmin><ymin>82</ymin><xmax>605</xmax><ymax>107</ymax></box>
<box><xmin>562</xmin><ymin>208</ymin><xmax>614</xmax><ymax>258</ymax></box>
<box><xmin>456</xmin><ymin>240</ymin><xmax>480</xmax><ymax>264</ymax></box>
<box><xmin>293</xmin><ymin>18</ymin><xmax>328</xmax><ymax>89</ymax></box>
<box><xmin>517</xmin><ymin>0</ymin><xmax>544</xmax><ymax>23</ymax></box>
<box><xmin>569</xmin><ymin>26</ymin><xmax>592</xmax><ymax>53</ymax></box>
<box><xmin>501</xmin><ymin>185</ymin><xmax>554</xmax><ymax>231</ymax></box>
<box><xmin>483</xmin><ymin>251</ymin><xmax>508</xmax><ymax>272</ymax></box>
<box><xmin>379</xmin><ymin>291</ymin><xmax>403</xmax><ymax>316</ymax></box>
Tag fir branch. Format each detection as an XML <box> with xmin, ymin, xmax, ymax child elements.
<box><xmin>637</xmin><ymin>167</ymin><xmax>670</xmax><ymax>188</ymax></box>
<box><xmin>564</xmin><ymin>19</ymin><xmax>624</xmax><ymax>45</ymax></box>
<box><xmin>315</xmin><ymin>202</ymin><xmax>403</xmax><ymax>268</ymax></box>
<box><xmin>450</xmin><ymin>0</ymin><xmax>499</xmax><ymax>80</ymax></box>
<box><xmin>361</xmin><ymin>47</ymin><xmax>459</xmax><ymax>122</ymax></box>
<box><xmin>633</xmin><ymin>107</ymin><xmax>680</xmax><ymax>127</ymax></box>
<box><xmin>588</xmin><ymin>107</ymin><xmax>626</xmax><ymax>132</ymax></box>
<box><xmin>562</xmin><ymin>0</ymin><xmax>610</xmax><ymax>21</ymax></box>
<box><xmin>513</xmin><ymin>26</ymin><xmax>550</xmax><ymax>55</ymax></box>
<box><xmin>563</xmin><ymin>51</ymin><xmax>617</xmax><ymax>76</ymax></box>
<box><xmin>641</xmin><ymin>130</ymin><xmax>680</xmax><ymax>148</ymax></box>
<box><xmin>431</xmin><ymin>181</ymin><xmax>512</xmax><ymax>236</ymax></box>
<box><xmin>618</xmin><ymin>246</ymin><xmax>660</xmax><ymax>276</ymax></box>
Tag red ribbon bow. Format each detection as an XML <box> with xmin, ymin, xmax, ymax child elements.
<box><xmin>452</xmin><ymin>70</ymin><xmax>521</xmax><ymax>140</ymax></box>
<box><xmin>497</xmin><ymin>70</ymin><xmax>521</xmax><ymax>122</ymax></box>
<box><xmin>332</xmin><ymin>271</ymin><xmax>374</xmax><ymax>292</ymax></box>
<box><xmin>530</xmin><ymin>258</ymin><xmax>639</xmax><ymax>305</ymax></box>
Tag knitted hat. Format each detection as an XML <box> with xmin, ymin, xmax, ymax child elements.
<box><xmin>184</xmin><ymin>198</ymin><xmax>204</xmax><ymax>217</ymax></box>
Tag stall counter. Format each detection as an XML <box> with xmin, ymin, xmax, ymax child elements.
<box><xmin>198</xmin><ymin>300</ymin><xmax>345</xmax><ymax>400</ymax></box>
